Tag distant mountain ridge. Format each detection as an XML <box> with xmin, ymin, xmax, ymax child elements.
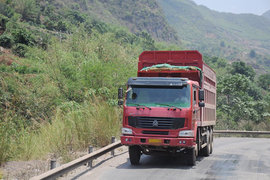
<box><xmin>263</xmin><ymin>10</ymin><xmax>270</xmax><ymax>19</ymax></box>
<box><xmin>158</xmin><ymin>0</ymin><xmax>270</xmax><ymax>72</ymax></box>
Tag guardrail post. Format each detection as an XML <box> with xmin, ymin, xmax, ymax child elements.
<box><xmin>88</xmin><ymin>146</ymin><xmax>93</xmax><ymax>168</ymax></box>
<box><xmin>111</xmin><ymin>136</ymin><xmax>116</xmax><ymax>156</ymax></box>
<box><xmin>50</xmin><ymin>160</ymin><xmax>56</xmax><ymax>170</ymax></box>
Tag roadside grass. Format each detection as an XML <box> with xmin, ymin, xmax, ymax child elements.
<box><xmin>0</xmin><ymin>169</ymin><xmax>3</xmax><ymax>179</ymax></box>
<box><xmin>11</xmin><ymin>98</ymin><xmax>121</xmax><ymax>162</ymax></box>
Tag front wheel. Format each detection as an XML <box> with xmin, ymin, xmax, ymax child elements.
<box><xmin>129</xmin><ymin>146</ymin><xmax>141</xmax><ymax>165</ymax></box>
<box><xmin>186</xmin><ymin>148</ymin><xmax>196</xmax><ymax>166</ymax></box>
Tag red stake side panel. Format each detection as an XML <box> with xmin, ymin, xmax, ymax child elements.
<box><xmin>138</xmin><ymin>51</ymin><xmax>216</xmax><ymax>127</ymax></box>
<box><xmin>201</xmin><ymin>64</ymin><xmax>216</xmax><ymax>127</ymax></box>
<box><xmin>138</xmin><ymin>51</ymin><xmax>203</xmax><ymax>72</ymax></box>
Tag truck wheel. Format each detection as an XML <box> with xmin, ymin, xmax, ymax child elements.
<box><xmin>129</xmin><ymin>146</ymin><xmax>141</xmax><ymax>165</ymax></box>
<box><xmin>202</xmin><ymin>130</ymin><xmax>210</xmax><ymax>157</ymax></box>
<box><xmin>186</xmin><ymin>148</ymin><xmax>196</xmax><ymax>166</ymax></box>
<box><xmin>209</xmin><ymin>129</ymin><xmax>213</xmax><ymax>154</ymax></box>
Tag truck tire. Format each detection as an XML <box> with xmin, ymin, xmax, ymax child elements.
<box><xmin>129</xmin><ymin>146</ymin><xmax>141</xmax><ymax>165</ymax></box>
<box><xmin>201</xmin><ymin>130</ymin><xmax>210</xmax><ymax>157</ymax></box>
<box><xmin>186</xmin><ymin>148</ymin><xmax>196</xmax><ymax>166</ymax></box>
<box><xmin>209</xmin><ymin>129</ymin><xmax>213</xmax><ymax>154</ymax></box>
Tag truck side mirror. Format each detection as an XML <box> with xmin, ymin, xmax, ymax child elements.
<box><xmin>199</xmin><ymin>89</ymin><xmax>204</xmax><ymax>101</ymax></box>
<box><xmin>118</xmin><ymin>88</ymin><xmax>123</xmax><ymax>99</ymax></box>
<box><xmin>118</xmin><ymin>88</ymin><xmax>123</xmax><ymax>105</ymax></box>
<box><xmin>118</xmin><ymin>100</ymin><xmax>123</xmax><ymax>106</ymax></box>
<box><xmin>199</xmin><ymin>102</ymin><xmax>205</xmax><ymax>107</ymax></box>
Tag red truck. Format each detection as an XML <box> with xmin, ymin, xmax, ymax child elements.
<box><xmin>118</xmin><ymin>51</ymin><xmax>216</xmax><ymax>166</ymax></box>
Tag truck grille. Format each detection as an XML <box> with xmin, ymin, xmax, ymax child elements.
<box><xmin>142</xmin><ymin>130</ymin><xmax>169</xmax><ymax>135</ymax></box>
<box><xmin>128</xmin><ymin>116</ymin><xmax>185</xmax><ymax>130</ymax></box>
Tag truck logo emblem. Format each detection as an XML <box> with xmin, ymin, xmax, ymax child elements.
<box><xmin>152</xmin><ymin>120</ymin><xmax>159</xmax><ymax>127</ymax></box>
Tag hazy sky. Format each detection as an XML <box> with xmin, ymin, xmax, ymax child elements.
<box><xmin>192</xmin><ymin>0</ymin><xmax>270</xmax><ymax>15</ymax></box>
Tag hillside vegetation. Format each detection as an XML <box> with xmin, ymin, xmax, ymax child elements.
<box><xmin>0</xmin><ymin>0</ymin><xmax>179</xmax><ymax>164</ymax></box>
<box><xmin>158</xmin><ymin>0</ymin><xmax>270</xmax><ymax>72</ymax></box>
<box><xmin>84</xmin><ymin>0</ymin><xmax>179</xmax><ymax>43</ymax></box>
<box><xmin>0</xmin><ymin>0</ymin><xmax>269</xmax><ymax>167</ymax></box>
<box><xmin>28</xmin><ymin>0</ymin><xmax>179</xmax><ymax>43</ymax></box>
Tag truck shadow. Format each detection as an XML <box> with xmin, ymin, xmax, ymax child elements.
<box><xmin>116</xmin><ymin>154</ymin><xmax>205</xmax><ymax>170</ymax></box>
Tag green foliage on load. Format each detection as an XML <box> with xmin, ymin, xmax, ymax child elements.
<box><xmin>141</xmin><ymin>63</ymin><xmax>203</xmax><ymax>84</ymax></box>
<box><xmin>141</xmin><ymin>63</ymin><xmax>201</xmax><ymax>72</ymax></box>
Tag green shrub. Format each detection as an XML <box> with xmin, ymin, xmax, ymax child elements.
<box><xmin>13</xmin><ymin>0</ymin><xmax>40</xmax><ymax>23</ymax></box>
<box><xmin>12</xmin><ymin>43</ymin><xmax>28</xmax><ymax>57</ymax></box>
<box><xmin>12</xmin><ymin>29</ymin><xmax>33</xmax><ymax>45</ymax></box>
<box><xmin>0</xmin><ymin>14</ymin><xmax>9</xmax><ymax>30</ymax></box>
<box><xmin>0</xmin><ymin>34</ymin><xmax>14</xmax><ymax>48</ymax></box>
<box><xmin>0</xmin><ymin>2</ymin><xmax>14</xmax><ymax>18</ymax></box>
<box><xmin>43</xmin><ymin>18</ymin><xmax>55</xmax><ymax>31</ymax></box>
<box><xmin>34</xmin><ymin>32</ymin><xmax>50</xmax><ymax>50</ymax></box>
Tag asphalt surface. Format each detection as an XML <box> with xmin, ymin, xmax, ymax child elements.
<box><xmin>72</xmin><ymin>137</ymin><xmax>270</xmax><ymax>180</ymax></box>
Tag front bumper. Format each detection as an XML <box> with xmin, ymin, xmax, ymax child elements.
<box><xmin>121</xmin><ymin>135</ymin><xmax>195</xmax><ymax>147</ymax></box>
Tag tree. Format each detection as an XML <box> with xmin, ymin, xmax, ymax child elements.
<box><xmin>13</xmin><ymin>0</ymin><xmax>40</xmax><ymax>23</ymax></box>
<box><xmin>136</xmin><ymin>31</ymin><xmax>156</xmax><ymax>50</ymax></box>
<box><xmin>257</xmin><ymin>73</ymin><xmax>270</xmax><ymax>90</ymax></box>
<box><xmin>217</xmin><ymin>74</ymin><xmax>259</xmax><ymax>121</ymax></box>
<box><xmin>230</xmin><ymin>61</ymin><xmax>255</xmax><ymax>80</ymax></box>
<box><xmin>249</xmin><ymin>49</ymin><xmax>256</xmax><ymax>58</ymax></box>
<box><xmin>220</xmin><ymin>41</ymin><xmax>225</xmax><ymax>47</ymax></box>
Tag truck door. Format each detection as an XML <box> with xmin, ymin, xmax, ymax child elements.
<box><xmin>192</xmin><ymin>86</ymin><xmax>200</xmax><ymax>122</ymax></box>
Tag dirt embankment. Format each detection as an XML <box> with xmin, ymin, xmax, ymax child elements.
<box><xmin>1</xmin><ymin>160</ymin><xmax>49</xmax><ymax>180</ymax></box>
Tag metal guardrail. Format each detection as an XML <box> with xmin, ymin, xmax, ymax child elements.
<box><xmin>30</xmin><ymin>141</ymin><xmax>122</xmax><ymax>180</ymax></box>
<box><xmin>30</xmin><ymin>130</ymin><xmax>270</xmax><ymax>180</ymax></box>
<box><xmin>214</xmin><ymin>130</ymin><xmax>270</xmax><ymax>135</ymax></box>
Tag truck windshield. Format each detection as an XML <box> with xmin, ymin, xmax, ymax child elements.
<box><xmin>126</xmin><ymin>85</ymin><xmax>190</xmax><ymax>108</ymax></box>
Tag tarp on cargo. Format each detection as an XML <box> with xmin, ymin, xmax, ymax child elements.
<box><xmin>140</xmin><ymin>63</ymin><xmax>203</xmax><ymax>84</ymax></box>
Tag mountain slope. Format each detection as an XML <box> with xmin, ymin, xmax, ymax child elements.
<box><xmin>91</xmin><ymin>0</ymin><xmax>179</xmax><ymax>42</ymax></box>
<box><xmin>52</xmin><ymin>0</ymin><xmax>179</xmax><ymax>43</ymax></box>
<box><xmin>158</xmin><ymin>0</ymin><xmax>270</xmax><ymax>71</ymax></box>
<box><xmin>263</xmin><ymin>10</ymin><xmax>270</xmax><ymax>19</ymax></box>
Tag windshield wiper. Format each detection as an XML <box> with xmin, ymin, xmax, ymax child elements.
<box><xmin>127</xmin><ymin>103</ymin><xmax>152</xmax><ymax>110</ymax></box>
<box><xmin>154</xmin><ymin>103</ymin><xmax>182</xmax><ymax>111</ymax></box>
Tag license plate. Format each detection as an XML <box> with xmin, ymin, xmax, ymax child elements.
<box><xmin>149</xmin><ymin>139</ymin><xmax>162</xmax><ymax>144</ymax></box>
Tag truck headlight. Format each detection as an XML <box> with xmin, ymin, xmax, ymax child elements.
<box><xmin>122</xmin><ymin>127</ymin><xmax>133</xmax><ymax>135</ymax></box>
<box><xmin>179</xmin><ymin>130</ymin><xmax>194</xmax><ymax>137</ymax></box>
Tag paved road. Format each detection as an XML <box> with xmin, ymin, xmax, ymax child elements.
<box><xmin>72</xmin><ymin>137</ymin><xmax>270</xmax><ymax>180</ymax></box>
